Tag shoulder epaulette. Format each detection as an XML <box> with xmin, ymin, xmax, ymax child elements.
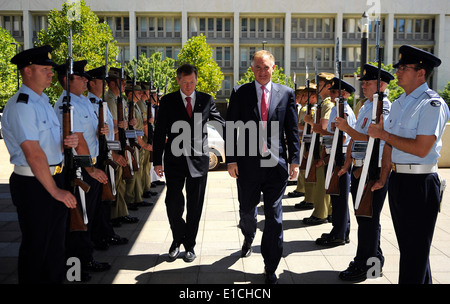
<box><xmin>16</xmin><ymin>93</ymin><xmax>29</xmax><ymax>104</ymax></box>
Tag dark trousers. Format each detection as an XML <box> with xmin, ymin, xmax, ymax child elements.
<box><xmin>329</xmin><ymin>165</ymin><xmax>350</xmax><ymax>240</ymax></box>
<box><xmin>237</xmin><ymin>166</ymin><xmax>287</xmax><ymax>274</ymax></box>
<box><xmin>388</xmin><ymin>172</ymin><xmax>440</xmax><ymax>284</ymax></box>
<box><xmin>350</xmin><ymin>168</ymin><xmax>389</xmax><ymax>269</ymax></box>
<box><xmin>10</xmin><ymin>172</ymin><xmax>68</xmax><ymax>284</ymax></box>
<box><xmin>66</xmin><ymin>168</ymin><xmax>101</xmax><ymax>265</ymax></box>
<box><xmin>165</xmin><ymin>162</ymin><xmax>208</xmax><ymax>251</ymax></box>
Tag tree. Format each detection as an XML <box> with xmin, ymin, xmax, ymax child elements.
<box><xmin>175</xmin><ymin>34</ymin><xmax>223</xmax><ymax>98</ymax></box>
<box><xmin>36</xmin><ymin>0</ymin><xmax>119</xmax><ymax>104</ymax></box>
<box><xmin>438</xmin><ymin>81</ymin><xmax>450</xmax><ymax>109</ymax></box>
<box><xmin>0</xmin><ymin>27</ymin><xmax>20</xmax><ymax>109</ymax></box>
<box><xmin>125</xmin><ymin>52</ymin><xmax>176</xmax><ymax>94</ymax></box>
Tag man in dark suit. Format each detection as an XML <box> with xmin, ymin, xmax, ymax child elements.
<box><xmin>153</xmin><ymin>64</ymin><xmax>225</xmax><ymax>263</ymax></box>
<box><xmin>226</xmin><ymin>50</ymin><xmax>300</xmax><ymax>284</ymax></box>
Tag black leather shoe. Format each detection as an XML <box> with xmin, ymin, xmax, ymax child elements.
<box><xmin>183</xmin><ymin>250</ymin><xmax>196</xmax><ymax>263</ymax></box>
<box><xmin>288</xmin><ymin>191</ymin><xmax>305</xmax><ymax>198</ymax></box>
<box><xmin>94</xmin><ymin>238</ymin><xmax>109</xmax><ymax>251</ymax></box>
<box><xmin>339</xmin><ymin>262</ymin><xmax>374</xmax><ymax>282</ymax></box>
<box><xmin>168</xmin><ymin>242</ymin><xmax>181</xmax><ymax>261</ymax></box>
<box><xmin>108</xmin><ymin>234</ymin><xmax>129</xmax><ymax>246</ymax></box>
<box><xmin>321</xmin><ymin>233</ymin><xmax>349</xmax><ymax>243</ymax></box>
<box><xmin>136</xmin><ymin>200</ymin><xmax>154</xmax><ymax>207</ymax></box>
<box><xmin>294</xmin><ymin>201</ymin><xmax>314</xmax><ymax>210</ymax></box>
<box><xmin>264</xmin><ymin>269</ymin><xmax>278</xmax><ymax>284</ymax></box>
<box><xmin>143</xmin><ymin>191</ymin><xmax>158</xmax><ymax>198</ymax></box>
<box><xmin>241</xmin><ymin>241</ymin><xmax>252</xmax><ymax>258</ymax></box>
<box><xmin>120</xmin><ymin>215</ymin><xmax>139</xmax><ymax>224</ymax></box>
<box><xmin>315</xmin><ymin>235</ymin><xmax>346</xmax><ymax>246</ymax></box>
<box><xmin>83</xmin><ymin>260</ymin><xmax>111</xmax><ymax>272</ymax></box>
<box><xmin>302</xmin><ymin>216</ymin><xmax>327</xmax><ymax>225</ymax></box>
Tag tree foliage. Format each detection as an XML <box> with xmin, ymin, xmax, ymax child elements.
<box><xmin>125</xmin><ymin>52</ymin><xmax>176</xmax><ymax>94</ymax></box>
<box><xmin>175</xmin><ymin>34</ymin><xmax>223</xmax><ymax>98</ymax></box>
<box><xmin>438</xmin><ymin>81</ymin><xmax>450</xmax><ymax>109</ymax></box>
<box><xmin>0</xmin><ymin>27</ymin><xmax>20</xmax><ymax>109</ymax></box>
<box><xmin>36</xmin><ymin>0</ymin><xmax>119</xmax><ymax>104</ymax></box>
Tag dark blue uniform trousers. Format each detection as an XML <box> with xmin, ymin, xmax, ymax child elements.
<box><xmin>329</xmin><ymin>165</ymin><xmax>350</xmax><ymax>240</ymax></box>
<box><xmin>237</xmin><ymin>166</ymin><xmax>287</xmax><ymax>274</ymax></box>
<box><xmin>388</xmin><ymin>172</ymin><xmax>440</xmax><ymax>284</ymax></box>
<box><xmin>10</xmin><ymin>172</ymin><xmax>68</xmax><ymax>284</ymax></box>
<box><xmin>350</xmin><ymin>168</ymin><xmax>389</xmax><ymax>270</ymax></box>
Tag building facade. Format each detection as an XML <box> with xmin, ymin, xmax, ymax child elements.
<box><xmin>1</xmin><ymin>0</ymin><xmax>449</xmax><ymax>101</ymax></box>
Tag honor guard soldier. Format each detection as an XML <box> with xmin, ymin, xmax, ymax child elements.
<box><xmin>86</xmin><ymin>66</ymin><xmax>129</xmax><ymax>250</ymax></box>
<box><xmin>104</xmin><ymin>67</ymin><xmax>139</xmax><ymax>226</ymax></box>
<box><xmin>2</xmin><ymin>45</ymin><xmax>79</xmax><ymax>283</ymax></box>
<box><xmin>124</xmin><ymin>81</ymin><xmax>153</xmax><ymax>210</ymax></box>
<box><xmin>334</xmin><ymin>64</ymin><xmax>393</xmax><ymax>281</ymax></box>
<box><xmin>292</xmin><ymin>85</ymin><xmax>317</xmax><ymax>210</ymax></box>
<box><xmin>302</xmin><ymin>72</ymin><xmax>335</xmax><ymax>225</ymax></box>
<box><xmin>315</xmin><ymin>78</ymin><xmax>356</xmax><ymax>246</ymax></box>
<box><xmin>54</xmin><ymin>60</ymin><xmax>111</xmax><ymax>280</ymax></box>
<box><xmin>369</xmin><ymin>45</ymin><xmax>449</xmax><ymax>284</ymax></box>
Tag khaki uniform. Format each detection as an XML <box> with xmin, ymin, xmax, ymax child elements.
<box><xmin>310</xmin><ymin>97</ymin><xmax>333</xmax><ymax>219</ymax></box>
<box><xmin>104</xmin><ymin>89</ymin><xmax>129</xmax><ymax>219</ymax></box>
<box><xmin>137</xmin><ymin>99</ymin><xmax>152</xmax><ymax>193</ymax></box>
<box><xmin>124</xmin><ymin>102</ymin><xmax>145</xmax><ymax>204</ymax></box>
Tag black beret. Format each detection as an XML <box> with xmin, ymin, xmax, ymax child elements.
<box><xmin>329</xmin><ymin>77</ymin><xmax>355</xmax><ymax>94</ymax></box>
<box><xmin>10</xmin><ymin>45</ymin><xmax>55</xmax><ymax>70</ymax></box>
<box><xmin>86</xmin><ymin>66</ymin><xmax>106</xmax><ymax>80</ymax></box>
<box><xmin>393</xmin><ymin>45</ymin><xmax>441</xmax><ymax>69</ymax></box>
<box><xmin>359</xmin><ymin>64</ymin><xmax>394</xmax><ymax>83</ymax></box>
<box><xmin>55</xmin><ymin>60</ymin><xmax>89</xmax><ymax>78</ymax></box>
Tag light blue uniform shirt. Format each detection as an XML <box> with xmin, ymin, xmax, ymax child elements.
<box><xmin>87</xmin><ymin>92</ymin><xmax>115</xmax><ymax>141</ymax></box>
<box><xmin>326</xmin><ymin>100</ymin><xmax>356</xmax><ymax>147</ymax></box>
<box><xmin>352</xmin><ymin>96</ymin><xmax>391</xmax><ymax>160</ymax></box>
<box><xmin>2</xmin><ymin>84</ymin><xmax>63</xmax><ymax>166</ymax></box>
<box><xmin>385</xmin><ymin>82</ymin><xmax>450</xmax><ymax>164</ymax></box>
<box><xmin>54</xmin><ymin>91</ymin><xmax>99</xmax><ymax>158</ymax></box>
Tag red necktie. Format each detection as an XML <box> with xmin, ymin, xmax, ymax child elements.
<box><xmin>186</xmin><ymin>96</ymin><xmax>192</xmax><ymax>118</ymax></box>
<box><xmin>261</xmin><ymin>85</ymin><xmax>268</xmax><ymax>122</ymax></box>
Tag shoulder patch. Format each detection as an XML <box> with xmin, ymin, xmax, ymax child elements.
<box><xmin>16</xmin><ymin>93</ymin><xmax>29</xmax><ymax>104</ymax></box>
<box><xmin>425</xmin><ymin>89</ymin><xmax>441</xmax><ymax>99</ymax></box>
<box><xmin>430</xmin><ymin>100</ymin><xmax>441</xmax><ymax>107</ymax></box>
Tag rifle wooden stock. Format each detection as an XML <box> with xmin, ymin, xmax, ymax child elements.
<box><xmin>122</xmin><ymin>163</ymin><xmax>133</xmax><ymax>180</ymax></box>
<box><xmin>355</xmin><ymin>179</ymin><xmax>375</xmax><ymax>217</ymax></box>
<box><xmin>70</xmin><ymin>207</ymin><xmax>87</xmax><ymax>232</ymax></box>
<box><xmin>305</xmin><ymin>159</ymin><xmax>318</xmax><ymax>182</ymax></box>
<box><xmin>101</xmin><ymin>182</ymin><xmax>115</xmax><ymax>202</ymax></box>
<box><xmin>105</xmin><ymin>159</ymin><xmax>119</xmax><ymax>170</ymax></box>
<box><xmin>326</xmin><ymin>166</ymin><xmax>341</xmax><ymax>195</ymax></box>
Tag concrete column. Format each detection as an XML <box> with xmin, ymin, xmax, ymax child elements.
<box><xmin>385</xmin><ymin>13</ymin><xmax>394</xmax><ymax>65</ymax></box>
<box><xmin>284</xmin><ymin>12</ymin><xmax>291</xmax><ymax>78</ymax></box>
<box><xmin>129</xmin><ymin>10</ymin><xmax>136</xmax><ymax>60</ymax></box>
<box><xmin>233</xmin><ymin>11</ymin><xmax>240</xmax><ymax>86</ymax></box>
<box><xmin>335</xmin><ymin>12</ymin><xmax>343</xmax><ymax>56</ymax></box>
<box><xmin>434</xmin><ymin>14</ymin><xmax>448</xmax><ymax>91</ymax></box>
<box><xmin>182</xmin><ymin>10</ymin><xmax>188</xmax><ymax>46</ymax></box>
<box><xmin>22</xmin><ymin>10</ymin><xmax>33</xmax><ymax>50</ymax></box>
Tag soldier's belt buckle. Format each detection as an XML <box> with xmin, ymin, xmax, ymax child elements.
<box><xmin>54</xmin><ymin>165</ymin><xmax>63</xmax><ymax>175</ymax></box>
<box><xmin>92</xmin><ymin>157</ymin><xmax>97</xmax><ymax>165</ymax></box>
<box><xmin>392</xmin><ymin>163</ymin><xmax>396</xmax><ymax>172</ymax></box>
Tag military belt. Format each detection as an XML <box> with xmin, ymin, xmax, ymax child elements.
<box><xmin>14</xmin><ymin>163</ymin><xmax>63</xmax><ymax>177</ymax></box>
<box><xmin>392</xmin><ymin>163</ymin><xmax>437</xmax><ymax>174</ymax></box>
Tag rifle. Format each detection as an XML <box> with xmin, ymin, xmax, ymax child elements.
<box><xmin>126</xmin><ymin>62</ymin><xmax>143</xmax><ymax>171</ymax></box>
<box><xmin>305</xmin><ymin>57</ymin><xmax>322</xmax><ymax>182</ymax></box>
<box><xmin>299</xmin><ymin>66</ymin><xmax>312</xmax><ymax>170</ymax></box>
<box><xmin>146</xmin><ymin>70</ymin><xmax>156</xmax><ymax>162</ymax></box>
<box><xmin>62</xmin><ymin>27</ymin><xmax>92</xmax><ymax>231</ymax></box>
<box><xmin>98</xmin><ymin>41</ymin><xmax>120</xmax><ymax>201</ymax></box>
<box><xmin>354</xmin><ymin>18</ymin><xmax>383</xmax><ymax>218</ymax></box>
<box><xmin>325</xmin><ymin>38</ymin><xmax>345</xmax><ymax>195</ymax></box>
<box><xmin>117</xmin><ymin>52</ymin><xmax>134</xmax><ymax>180</ymax></box>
